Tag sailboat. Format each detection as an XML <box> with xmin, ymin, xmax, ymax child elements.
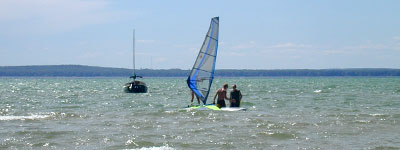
<box><xmin>187</xmin><ymin>17</ymin><xmax>246</xmax><ymax>111</ymax></box>
<box><xmin>186</xmin><ymin>17</ymin><xmax>220</xmax><ymax>110</ymax></box>
<box><xmin>123</xmin><ymin>30</ymin><xmax>148</xmax><ymax>93</ymax></box>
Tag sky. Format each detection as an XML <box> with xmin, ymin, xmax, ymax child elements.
<box><xmin>1</xmin><ymin>0</ymin><xmax>400</xmax><ymax>69</ymax></box>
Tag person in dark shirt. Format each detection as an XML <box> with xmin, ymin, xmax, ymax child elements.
<box><xmin>229</xmin><ymin>84</ymin><xmax>242</xmax><ymax>107</ymax></box>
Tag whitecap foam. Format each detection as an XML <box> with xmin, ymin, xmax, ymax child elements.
<box><xmin>313</xmin><ymin>90</ymin><xmax>322</xmax><ymax>93</ymax></box>
<box><xmin>125</xmin><ymin>146</ymin><xmax>175</xmax><ymax>150</ymax></box>
<box><xmin>0</xmin><ymin>114</ymin><xmax>50</xmax><ymax>121</ymax></box>
<box><xmin>370</xmin><ymin>113</ymin><xmax>386</xmax><ymax>117</ymax></box>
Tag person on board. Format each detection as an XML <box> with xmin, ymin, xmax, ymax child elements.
<box><xmin>229</xmin><ymin>84</ymin><xmax>243</xmax><ymax>107</ymax></box>
<box><xmin>190</xmin><ymin>90</ymin><xmax>200</xmax><ymax>105</ymax></box>
<box><xmin>213</xmin><ymin>83</ymin><xmax>235</xmax><ymax>108</ymax></box>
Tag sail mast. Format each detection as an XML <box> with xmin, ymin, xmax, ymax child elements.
<box><xmin>133</xmin><ymin>29</ymin><xmax>136</xmax><ymax>76</ymax></box>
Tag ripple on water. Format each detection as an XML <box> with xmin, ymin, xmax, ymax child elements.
<box><xmin>1</xmin><ymin>77</ymin><xmax>400</xmax><ymax>149</ymax></box>
<box><xmin>0</xmin><ymin>111</ymin><xmax>87</xmax><ymax>121</ymax></box>
<box><xmin>0</xmin><ymin>114</ymin><xmax>50</xmax><ymax>121</ymax></box>
<box><xmin>373</xmin><ymin>146</ymin><xmax>400</xmax><ymax>150</ymax></box>
<box><xmin>256</xmin><ymin>131</ymin><xmax>297</xmax><ymax>140</ymax></box>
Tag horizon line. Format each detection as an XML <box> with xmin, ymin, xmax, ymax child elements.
<box><xmin>1</xmin><ymin>64</ymin><xmax>400</xmax><ymax>70</ymax></box>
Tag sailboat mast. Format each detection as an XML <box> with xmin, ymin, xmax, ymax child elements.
<box><xmin>133</xmin><ymin>29</ymin><xmax>135</xmax><ymax>76</ymax></box>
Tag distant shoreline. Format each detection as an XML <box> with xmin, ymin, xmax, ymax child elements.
<box><xmin>1</xmin><ymin>65</ymin><xmax>400</xmax><ymax>77</ymax></box>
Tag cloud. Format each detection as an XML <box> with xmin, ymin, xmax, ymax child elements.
<box><xmin>137</xmin><ymin>40</ymin><xmax>156</xmax><ymax>44</ymax></box>
<box><xmin>135</xmin><ymin>52</ymin><xmax>154</xmax><ymax>57</ymax></box>
<box><xmin>254</xmin><ymin>42</ymin><xmax>317</xmax><ymax>55</ymax></box>
<box><xmin>0</xmin><ymin>0</ymin><xmax>129</xmax><ymax>35</ymax></box>
<box><xmin>77</xmin><ymin>51</ymin><xmax>104</xmax><ymax>59</ymax></box>
<box><xmin>343</xmin><ymin>44</ymin><xmax>387</xmax><ymax>50</ymax></box>
<box><xmin>227</xmin><ymin>52</ymin><xmax>247</xmax><ymax>57</ymax></box>
<box><xmin>321</xmin><ymin>49</ymin><xmax>348</xmax><ymax>55</ymax></box>
<box><xmin>154</xmin><ymin>57</ymin><xmax>167</xmax><ymax>63</ymax></box>
<box><xmin>232</xmin><ymin>41</ymin><xmax>256</xmax><ymax>50</ymax></box>
<box><xmin>172</xmin><ymin>44</ymin><xmax>199</xmax><ymax>53</ymax></box>
<box><xmin>393</xmin><ymin>36</ymin><xmax>400</xmax><ymax>50</ymax></box>
<box><xmin>268</xmin><ymin>42</ymin><xmax>313</xmax><ymax>49</ymax></box>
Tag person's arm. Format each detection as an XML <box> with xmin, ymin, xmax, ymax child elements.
<box><xmin>239</xmin><ymin>90</ymin><xmax>242</xmax><ymax>101</ymax></box>
<box><xmin>229</xmin><ymin>91</ymin><xmax>236</xmax><ymax>102</ymax></box>
<box><xmin>224</xmin><ymin>91</ymin><xmax>235</xmax><ymax>103</ymax></box>
<box><xmin>224</xmin><ymin>91</ymin><xmax>231</xmax><ymax>100</ymax></box>
<box><xmin>223</xmin><ymin>91</ymin><xmax>227</xmax><ymax>100</ymax></box>
<box><xmin>213</xmin><ymin>92</ymin><xmax>217</xmax><ymax>104</ymax></box>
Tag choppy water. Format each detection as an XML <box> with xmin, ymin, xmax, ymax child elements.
<box><xmin>1</xmin><ymin>77</ymin><xmax>400</xmax><ymax>150</ymax></box>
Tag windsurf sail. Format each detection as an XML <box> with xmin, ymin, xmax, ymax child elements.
<box><xmin>187</xmin><ymin>17</ymin><xmax>219</xmax><ymax>105</ymax></box>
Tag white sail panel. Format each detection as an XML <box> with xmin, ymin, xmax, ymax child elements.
<box><xmin>187</xmin><ymin>17</ymin><xmax>219</xmax><ymax>104</ymax></box>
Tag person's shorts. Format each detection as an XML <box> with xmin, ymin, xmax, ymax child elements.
<box><xmin>216</xmin><ymin>100</ymin><xmax>226</xmax><ymax>108</ymax></box>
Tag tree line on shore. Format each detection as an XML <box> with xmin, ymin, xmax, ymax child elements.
<box><xmin>1</xmin><ymin>65</ymin><xmax>400</xmax><ymax>77</ymax></box>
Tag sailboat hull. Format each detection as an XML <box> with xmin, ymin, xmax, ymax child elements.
<box><xmin>123</xmin><ymin>81</ymin><xmax>148</xmax><ymax>93</ymax></box>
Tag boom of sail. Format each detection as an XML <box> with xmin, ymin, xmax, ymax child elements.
<box><xmin>187</xmin><ymin>17</ymin><xmax>219</xmax><ymax>105</ymax></box>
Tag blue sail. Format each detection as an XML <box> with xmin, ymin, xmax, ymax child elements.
<box><xmin>187</xmin><ymin>17</ymin><xmax>219</xmax><ymax>105</ymax></box>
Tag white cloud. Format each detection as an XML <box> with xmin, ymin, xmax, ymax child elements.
<box><xmin>0</xmin><ymin>0</ymin><xmax>129</xmax><ymax>35</ymax></box>
<box><xmin>154</xmin><ymin>57</ymin><xmax>167</xmax><ymax>63</ymax></box>
<box><xmin>268</xmin><ymin>42</ymin><xmax>313</xmax><ymax>49</ymax></box>
<box><xmin>254</xmin><ymin>42</ymin><xmax>317</xmax><ymax>55</ymax></box>
<box><xmin>321</xmin><ymin>49</ymin><xmax>348</xmax><ymax>55</ymax></box>
<box><xmin>77</xmin><ymin>51</ymin><xmax>104</xmax><ymax>59</ymax></box>
<box><xmin>135</xmin><ymin>52</ymin><xmax>154</xmax><ymax>57</ymax></box>
<box><xmin>393</xmin><ymin>36</ymin><xmax>400</xmax><ymax>50</ymax></box>
<box><xmin>232</xmin><ymin>41</ymin><xmax>257</xmax><ymax>50</ymax></box>
<box><xmin>172</xmin><ymin>44</ymin><xmax>199</xmax><ymax>53</ymax></box>
<box><xmin>227</xmin><ymin>52</ymin><xmax>247</xmax><ymax>57</ymax></box>
<box><xmin>343</xmin><ymin>44</ymin><xmax>387</xmax><ymax>50</ymax></box>
<box><xmin>137</xmin><ymin>40</ymin><xmax>156</xmax><ymax>44</ymax></box>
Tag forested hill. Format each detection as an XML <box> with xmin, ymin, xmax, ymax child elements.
<box><xmin>1</xmin><ymin>65</ymin><xmax>400</xmax><ymax>77</ymax></box>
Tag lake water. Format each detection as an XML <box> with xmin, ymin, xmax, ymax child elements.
<box><xmin>1</xmin><ymin>77</ymin><xmax>400</xmax><ymax>149</ymax></box>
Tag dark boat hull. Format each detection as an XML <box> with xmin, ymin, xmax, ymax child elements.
<box><xmin>123</xmin><ymin>81</ymin><xmax>147</xmax><ymax>93</ymax></box>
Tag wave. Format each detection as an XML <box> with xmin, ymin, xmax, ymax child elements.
<box><xmin>0</xmin><ymin>114</ymin><xmax>50</xmax><ymax>121</ymax></box>
<box><xmin>125</xmin><ymin>146</ymin><xmax>175</xmax><ymax>150</ymax></box>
